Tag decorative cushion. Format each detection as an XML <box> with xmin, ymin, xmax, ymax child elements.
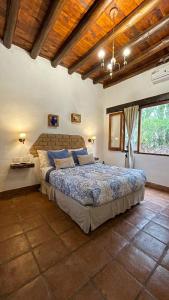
<box><xmin>37</xmin><ymin>150</ymin><xmax>50</xmax><ymax>168</ymax></box>
<box><xmin>48</xmin><ymin>149</ymin><xmax>69</xmax><ymax>167</ymax></box>
<box><xmin>54</xmin><ymin>156</ymin><xmax>75</xmax><ymax>169</ymax></box>
<box><xmin>77</xmin><ymin>153</ymin><xmax>95</xmax><ymax>165</ymax></box>
<box><xmin>71</xmin><ymin>148</ymin><xmax>88</xmax><ymax>164</ymax></box>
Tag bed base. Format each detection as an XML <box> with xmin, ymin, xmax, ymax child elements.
<box><xmin>41</xmin><ymin>180</ymin><xmax>144</xmax><ymax>233</ymax></box>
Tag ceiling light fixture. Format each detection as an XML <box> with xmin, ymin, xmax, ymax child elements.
<box><xmin>98</xmin><ymin>7</ymin><xmax>131</xmax><ymax>78</ymax></box>
<box><xmin>98</xmin><ymin>49</ymin><xmax>106</xmax><ymax>68</ymax></box>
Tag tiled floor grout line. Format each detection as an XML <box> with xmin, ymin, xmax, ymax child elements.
<box><xmin>109</xmin><ymin>217</ymin><xmax>169</xmax><ymax>300</ymax></box>
<box><xmin>90</xmin><ymin>279</ymin><xmax>108</xmax><ymax>300</ymax></box>
<box><xmin>104</xmin><ymin>224</ymin><xmax>151</xmax><ymax>298</ymax></box>
<box><xmin>1</xmin><ymin>275</ymin><xmax>41</xmax><ymax>299</ymax></box>
<box><xmin>134</xmin><ymin>243</ymin><xmax>169</xmax><ymax>300</ymax></box>
<box><xmin>0</xmin><ymin>221</ymin><xmax>58</xmax><ymax>298</ymax></box>
<box><xmin>0</xmin><ymin>248</ymin><xmax>30</xmax><ymax>267</ymax></box>
<box><xmin>0</xmin><ymin>211</ymin><xmax>102</xmax><ymax>297</ymax></box>
<box><xmin>37</xmin><ymin>273</ymin><xmax>57</xmax><ymax>300</ymax></box>
<box><xmin>0</xmin><ymin>225</ymin><xmax>41</xmax><ymax>299</ymax></box>
<box><xmin>65</xmin><ymin>225</ymin><xmax>124</xmax><ymax>299</ymax></box>
<box><xmin>133</xmin><ymin>209</ymin><xmax>169</xmax><ymax>299</ymax></box>
<box><xmin>0</xmin><ymin>207</ymin><xmax>59</xmax><ymax>296</ymax></box>
<box><xmin>0</xmin><ymin>230</ymin><xmax>24</xmax><ymax>244</ymax></box>
<box><xmin>142</xmin><ymin>227</ymin><xmax>169</xmax><ymax>244</ymax></box>
<box><xmin>129</xmin><ymin>223</ymin><xmax>167</xmax><ymax>259</ymax></box>
<box><xmin>0</xmin><ymin>213</ymin><xmax>58</xmax><ymax>265</ymax></box>
<box><xmin>121</xmin><ymin>209</ymin><xmax>169</xmax><ymax>244</ymax></box>
<box><xmin>0</xmin><ymin>215</ymin><xmax>90</xmax><ymax>269</ymax></box>
<box><xmin>111</xmin><ymin>217</ymin><xmax>169</xmax><ymax>299</ymax></box>
<box><xmin>1</xmin><ymin>191</ymin><xmax>169</xmax><ymax>299</ymax></box>
<box><xmin>68</xmin><ymin>256</ymin><xmax>116</xmax><ymax>300</ymax></box>
<box><xmin>23</xmin><ymin>230</ymin><xmax>42</xmax><ymax>274</ymax></box>
<box><xmin>3</xmin><ymin>225</ymin><xmax>168</xmax><ymax>299</ymax></box>
<box><xmin>42</xmin><ymin>214</ymin><xmax>77</xmax><ymax>236</ymax></box>
<box><xmin>141</xmin><ymin>202</ymin><xmax>165</xmax><ymax>212</ymax></box>
<box><xmin>69</xmin><ymin>279</ymin><xmax>107</xmax><ymax>300</ymax></box>
<box><xmin>1</xmin><ymin>223</ymin><xmax>124</xmax><ymax>298</ymax></box>
<box><xmin>2</xmin><ymin>205</ymin><xmax>168</xmax><ymax>271</ymax></box>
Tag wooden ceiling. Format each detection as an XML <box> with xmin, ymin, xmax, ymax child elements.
<box><xmin>0</xmin><ymin>0</ymin><xmax>169</xmax><ymax>88</ymax></box>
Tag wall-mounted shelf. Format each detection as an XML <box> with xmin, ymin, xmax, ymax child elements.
<box><xmin>10</xmin><ymin>163</ymin><xmax>35</xmax><ymax>169</ymax></box>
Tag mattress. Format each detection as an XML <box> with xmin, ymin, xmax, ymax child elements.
<box><xmin>42</xmin><ymin>163</ymin><xmax>146</xmax><ymax>207</ymax></box>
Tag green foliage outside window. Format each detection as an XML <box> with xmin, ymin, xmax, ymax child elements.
<box><xmin>140</xmin><ymin>103</ymin><xmax>169</xmax><ymax>154</ymax></box>
<box><xmin>124</xmin><ymin>103</ymin><xmax>169</xmax><ymax>155</ymax></box>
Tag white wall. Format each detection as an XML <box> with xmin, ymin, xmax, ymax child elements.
<box><xmin>0</xmin><ymin>44</ymin><xmax>103</xmax><ymax>192</ymax></box>
<box><xmin>102</xmin><ymin>64</ymin><xmax>169</xmax><ymax>187</ymax></box>
<box><xmin>0</xmin><ymin>43</ymin><xmax>169</xmax><ymax>192</ymax></box>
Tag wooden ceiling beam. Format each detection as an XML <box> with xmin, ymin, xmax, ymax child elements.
<box><xmin>103</xmin><ymin>59</ymin><xmax>163</xmax><ymax>89</ymax></box>
<box><xmin>51</xmin><ymin>0</ymin><xmax>112</xmax><ymax>67</ymax></box>
<box><xmin>82</xmin><ymin>15</ymin><xmax>169</xmax><ymax>80</ymax></box>
<box><xmin>68</xmin><ymin>0</ymin><xmax>161</xmax><ymax>75</ymax></box>
<box><xmin>30</xmin><ymin>0</ymin><xmax>63</xmax><ymax>59</ymax></box>
<box><xmin>3</xmin><ymin>0</ymin><xmax>20</xmax><ymax>49</ymax></box>
<box><xmin>103</xmin><ymin>37</ymin><xmax>169</xmax><ymax>88</ymax></box>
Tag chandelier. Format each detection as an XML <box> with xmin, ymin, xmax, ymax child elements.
<box><xmin>98</xmin><ymin>7</ymin><xmax>131</xmax><ymax>78</ymax></box>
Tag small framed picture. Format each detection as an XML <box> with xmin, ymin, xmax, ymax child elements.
<box><xmin>48</xmin><ymin>114</ymin><xmax>59</xmax><ymax>127</ymax></box>
<box><xmin>71</xmin><ymin>113</ymin><xmax>81</xmax><ymax>124</ymax></box>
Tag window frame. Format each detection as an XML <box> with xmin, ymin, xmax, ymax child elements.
<box><xmin>108</xmin><ymin>112</ymin><xmax>124</xmax><ymax>151</ymax></box>
<box><xmin>109</xmin><ymin>100</ymin><xmax>169</xmax><ymax>157</ymax></box>
<box><xmin>137</xmin><ymin>100</ymin><xmax>169</xmax><ymax>157</ymax></box>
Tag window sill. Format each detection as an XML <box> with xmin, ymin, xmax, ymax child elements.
<box><xmin>136</xmin><ymin>152</ymin><xmax>169</xmax><ymax>157</ymax></box>
<box><xmin>122</xmin><ymin>150</ymin><xmax>169</xmax><ymax>157</ymax></box>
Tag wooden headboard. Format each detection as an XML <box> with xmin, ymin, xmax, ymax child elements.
<box><xmin>30</xmin><ymin>133</ymin><xmax>86</xmax><ymax>157</ymax></box>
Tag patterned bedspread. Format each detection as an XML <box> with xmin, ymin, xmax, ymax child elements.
<box><xmin>47</xmin><ymin>163</ymin><xmax>146</xmax><ymax>207</ymax></box>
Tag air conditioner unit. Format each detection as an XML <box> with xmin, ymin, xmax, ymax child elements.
<box><xmin>152</xmin><ymin>65</ymin><xmax>169</xmax><ymax>84</ymax></box>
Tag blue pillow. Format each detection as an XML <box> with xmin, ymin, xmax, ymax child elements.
<box><xmin>71</xmin><ymin>148</ymin><xmax>88</xmax><ymax>164</ymax></box>
<box><xmin>48</xmin><ymin>149</ymin><xmax>69</xmax><ymax>167</ymax></box>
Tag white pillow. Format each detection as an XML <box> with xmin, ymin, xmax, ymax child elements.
<box><xmin>37</xmin><ymin>150</ymin><xmax>50</xmax><ymax>169</ymax></box>
<box><xmin>77</xmin><ymin>153</ymin><xmax>95</xmax><ymax>165</ymax></box>
<box><xmin>37</xmin><ymin>149</ymin><xmax>65</xmax><ymax>168</ymax></box>
<box><xmin>54</xmin><ymin>156</ymin><xmax>75</xmax><ymax>169</ymax></box>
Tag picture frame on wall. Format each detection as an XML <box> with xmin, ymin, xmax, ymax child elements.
<box><xmin>71</xmin><ymin>113</ymin><xmax>81</xmax><ymax>124</ymax></box>
<box><xmin>48</xmin><ymin>114</ymin><xmax>59</xmax><ymax>127</ymax></box>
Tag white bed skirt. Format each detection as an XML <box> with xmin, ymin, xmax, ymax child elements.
<box><xmin>41</xmin><ymin>180</ymin><xmax>144</xmax><ymax>233</ymax></box>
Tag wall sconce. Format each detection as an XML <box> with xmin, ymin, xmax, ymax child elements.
<box><xmin>88</xmin><ymin>136</ymin><xmax>96</xmax><ymax>144</ymax></box>
<box><xmin>19</xmin><ymin>133</ymin><xmax>26</xmax><ymax>144</ymax></box>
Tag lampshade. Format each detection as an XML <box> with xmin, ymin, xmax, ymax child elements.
<box><xmin>91</xmin><ymin>136</ymin><xmax>96</xmax><ymax>140</ymax></box>
<box><xmin>88</xmin><ymin>136</ymin><xmax>96</xmax><ymax>143</ymax></box>
<box><xmin>19</xmin><ymin>133</ymin><xmax>26</xmax><ymax>144</ymax></box>
<box><xmin>19</xmin><ymin>133</ymin><xmax>26</xmax><ymax>139</ymax></box>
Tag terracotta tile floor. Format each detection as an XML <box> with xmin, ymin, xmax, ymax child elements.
<box><xmin>0</xmin><ymin>188</ymin><xmax>169</xmax><ymax>299</ymax></box>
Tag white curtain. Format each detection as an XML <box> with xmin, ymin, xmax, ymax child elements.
<box><xmin>124</xmin><ymin>105</ymin><xmax>139</xmax><ymax>168</ymax></box>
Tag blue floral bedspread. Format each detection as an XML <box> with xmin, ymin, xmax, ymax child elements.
<box><xmin>47</xmin><ymin>163</ymin><xmax>146</xmax><ymax>207</ymax></box>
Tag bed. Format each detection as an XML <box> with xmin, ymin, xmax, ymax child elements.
<box><xmin>30</xmin><ymin>134</ymin><xmax>146</xmax><ymax>233</ymax></box>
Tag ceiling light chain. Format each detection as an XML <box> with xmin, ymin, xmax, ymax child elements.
<box><xmin>98</xmin><ymin>7</ymin><xmax>131</xmax><ymax>78</ymax></box>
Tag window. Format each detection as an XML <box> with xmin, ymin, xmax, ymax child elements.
<box><xmin>109</xmin><ymin>101</ymin><xmax>169</xmax><ymax>156</ymax></box>
<box><xmin>109</xmin><ymin>112</ymin><xmax>124</xmax><ymax>151</ymax></box>
<box><xmin>139</xmin><ymin>102</ymin><xmax>169</xmax><ymax>155</ymax></box>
